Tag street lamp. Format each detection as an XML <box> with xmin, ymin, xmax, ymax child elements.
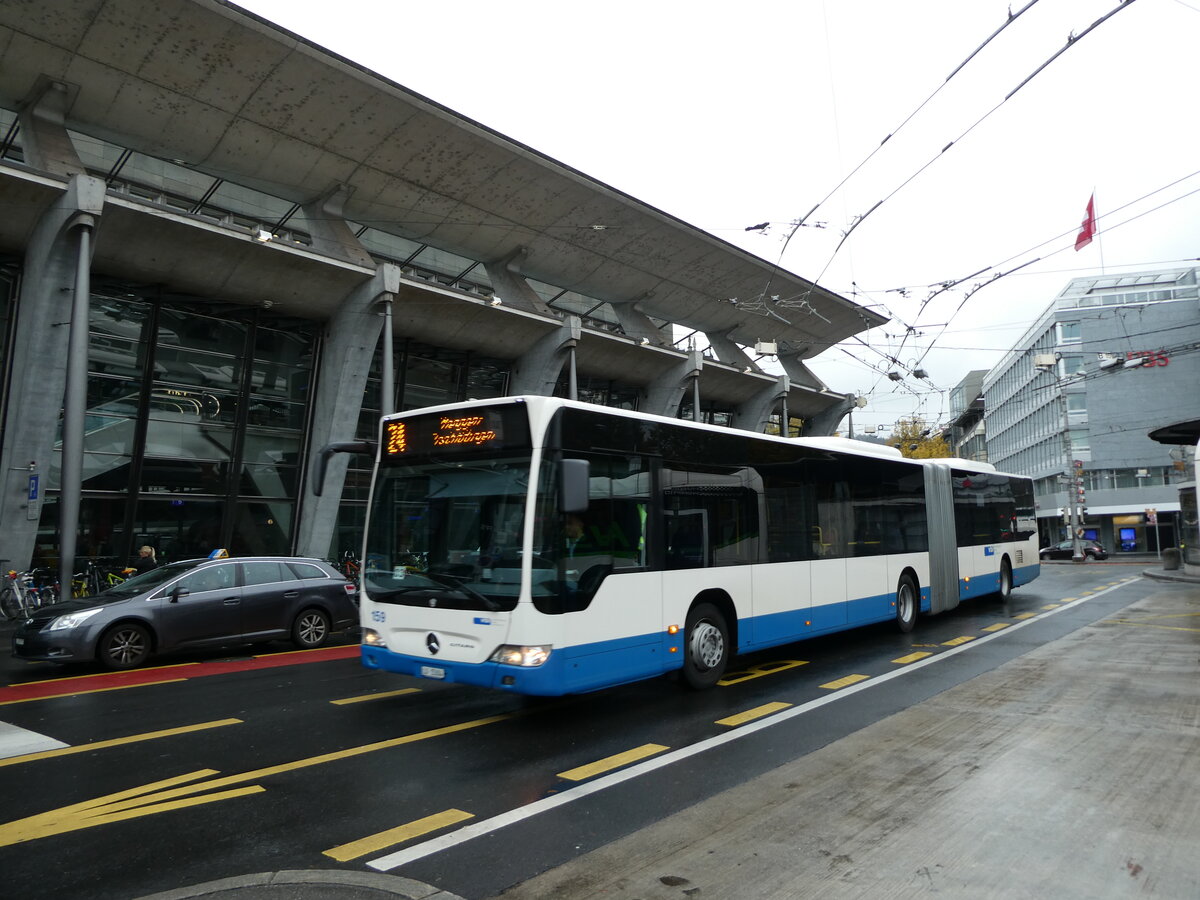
<box><xmin>1033</xmin><ymin>353</ymin><xmax>1085</xmax><ymax>563</ymax></box>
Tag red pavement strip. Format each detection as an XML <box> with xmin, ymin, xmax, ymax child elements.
<box><xmin>1</xmin><ymin>644</ymin><xmax>360</xmax><ymax>704</ymax></box>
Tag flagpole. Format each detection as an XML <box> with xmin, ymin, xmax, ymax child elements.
<box><xmin>1095</xmin><ymin>188</ymin><xmax>1105</xmax><ymax>274</ymax></box>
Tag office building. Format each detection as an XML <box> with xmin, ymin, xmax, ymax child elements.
<box><xmin>983</xmin><ymin>267</ymin><xmax>1199</xmax><ymax>553</ymax></box>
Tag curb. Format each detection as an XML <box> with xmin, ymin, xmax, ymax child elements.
<box><xmin>1142</xmin><ymin>567</ymin><xmax>1200</xmax><ymax>584</ymax></box>
<box><xmin>133</xmin><ymin>870</ymin><xmax>467</xmax><ymax>900</ymax></box>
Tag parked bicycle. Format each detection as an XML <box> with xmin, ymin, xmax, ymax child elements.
<box><xmin>338</xmin><ymin>550</ymin><xmax>361</xmax><ymax>586</ymax></box>
<box><xmin>71</xmin><ymin>559</ymin><xmax>128</xmax><ymax>598</ymax></box>
<box><xmin>0</xmin><ymin>569</ymin><xmax>54</xmax><ymax>620</ymax></box>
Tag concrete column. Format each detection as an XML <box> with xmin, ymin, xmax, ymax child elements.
<box><xmin>509</xmin><ymin>317</ymin><xmax>582</xmax><ymax>396</ymax></box>
<box><xmin>777</xmin><ymin>352</ymin><xmax>830</xmax><ymax>392</ymax></box>
<box><xmin>609</xmin><ymin>299</ymin><xmax>667</xmax><ymax>347</ymax></box>
<box><xmin>733</xmin><ymin>374</ymin><xmax>790</xmax><ymax>434</ymax></box>
<box><xmin>642</xmin><ymin>350</ymin><xmax>703</xmax><ymax>418</ymax></box>
<box><xmin>295</xmin><ymin>263</ymin><xmax>400</xmax><ymax>559</ymax></box>
<box><xmin>482</xmin><ymin>248</ymin><xmax>555</xmax><ymax>316</ymax></box>
<box><xmin>300</xmin><ymin>183</ymin><xmax>376</xmax><ymax>267</ymax></box>
<box><xmin>705</xmin><ymin>331</ymin><xmax>763</xmax><ymax>373</ymax></box>
<box><xmin>17</xmin><ymin>77</ymin><xmax>86</xmax><ymax>177</ymax></box>
<box><xmin>0</xmin><ymin>175</ymin><xmax>105</xmax><ymax>572</ymax></box>
<box><xmin>806</xmin><ymin>393</ymin><xmax>857</xmax><ymax>437</ymax></box>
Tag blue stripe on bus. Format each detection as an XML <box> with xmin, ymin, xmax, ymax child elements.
<box><xmin>361</xmin><ymin>634</ymin><xmax>671</xmax><ymax>697</ymax></box>
<box><xmin>361</xmin><ymin>565</ymin><xmax>1037</xmax><ymax>696</ymax></box>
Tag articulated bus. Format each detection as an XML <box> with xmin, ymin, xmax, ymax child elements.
<box><xmin>335</xmin><ymin>396</ymin><xmax>1038</xmax><ymax>696</ymax></box>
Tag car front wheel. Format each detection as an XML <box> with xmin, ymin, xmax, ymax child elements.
<box><xmin>99</xmin><ymin>623</ymin><xmax>152</xmax><ymax>670</ymax></box>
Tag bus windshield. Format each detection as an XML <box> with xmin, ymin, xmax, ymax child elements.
<box><xmin>363</xmin><ymin>456</ymin><xmax>531</xmax><ymax>612</ymax></box>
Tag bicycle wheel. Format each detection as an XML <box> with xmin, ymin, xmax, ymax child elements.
<box><xmin>0</xmin><ymin>585</ymin><xmax>24</xmax><ymax>619</ymax></box>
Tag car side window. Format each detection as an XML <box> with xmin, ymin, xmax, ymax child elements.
<box><xmin>286</xmin><ymin>562</ymin><xmax>328</xmax><ymax>580</ymax></box>
<box><xmin>178</xmin><ymin>564</ymin><xmax>236</xmax><ymax>593</ymax></box>
<box><xmin>242</xmin><ymin>561</ymin><xmax>286</xmax><ymax>586</ymax></box>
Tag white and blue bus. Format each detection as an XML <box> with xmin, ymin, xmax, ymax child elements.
<box><xmin>332</xmin><ymin>396</ymin><xmax>1038</xmax><ymax>696</ymax></box>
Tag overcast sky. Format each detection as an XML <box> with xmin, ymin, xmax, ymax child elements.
<box><xmin>237</xmin><ymin>0</ymin><xmax>1200</xmax><ymax>432</ymax></box>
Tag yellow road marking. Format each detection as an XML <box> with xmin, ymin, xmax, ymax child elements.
<box><xmin>1042</xmin><ymin>604</ymin><xmax>1061</xmax><ymax>610</ymax></box>
<box><xmin>719</xmin><ymin>659</ymin><xmax>807</xmax><ymax>685</ymax></box>
<box><xmin>331</xmin><ymin>688</ymin><xmax>421</xmax><ymax>705</ymax></box>
<box><xmin>1107</xmin><ymin>620</ymin><xmax>1200</xmax><ymax>634</ymax></box>
<box><xmin>892</xmin><ymin>652</ymin><xmax>932</xmax><ymax>664</ymax></box>
<box><xmin>324</xmin><ymin>809</ymin><xmax>474</xmax><ymax>862</ymax></box>
<box><xmin>9</xmin><ymin>662</ymin><xmax>199</xmax><ymax>686</ymax></box>
<box><xmin>820</xmin><ymin>674</ymin><xmax>868</xmax><ymax>690</ymax></box>
<box><xmin>252</xmin><ymin>646</ymin><xmax>350</xmax><ymax>659</ymax></box>
<box><xmin>982</xmin><ymin>623</ymin><xmax>1010</xmax><ymax>632</ymax></box>
<box><xmin>557</xmin><ymin>744</ymin><xmax>669</xmax><ymax>782</ymax></box>
<box><xmin>0</xmin><ymin>713</ymin><xmax>511</xmax><ymax>847</ymax></box>
<box><xmin>716</xmin><ymin>702</ymin><xmax>792</xmax><ymax>727</ymax></box>
<box><xmin>0</xmin><ymin>679</ymin><xmax>188</xmax><ymax>706</ymax></box>
<box><xmin>0</xmin><ymin>719</ymin><xmax>242</xmax><ymax>769</ymax></box>
<box><xmin>942</xmin><ymin>636</ymin><xmax>975</xmax><ymax>646</ymax></box>
<box><xmin>1013</xmin><ymin>613</ymin><xmax>1037</xmax><ymax>620</ymax></box>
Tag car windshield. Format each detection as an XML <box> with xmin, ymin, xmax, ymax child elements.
<box><xmin>91</xmin><ymin>560</ymin><xmax>204</xmax><ymax>600</ymax></box>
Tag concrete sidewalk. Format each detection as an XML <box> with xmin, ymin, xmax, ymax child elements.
<box><xmin>495</xmin><ymin>578</ymin><xmax>1200</xmax><ymax>899</ymax></box>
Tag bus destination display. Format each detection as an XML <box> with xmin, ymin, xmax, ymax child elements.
<box><xmin>383</xmin><ymin>406</ymin><xmax>529</xmax><ymax>458</ymax></box>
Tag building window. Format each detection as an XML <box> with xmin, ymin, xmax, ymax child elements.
<box><xmin>1057</xmin><ymin>322</ymin><xmax>1081</xmax><ymax>344</ymax></box>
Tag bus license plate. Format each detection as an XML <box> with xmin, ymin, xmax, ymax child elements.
<box><xmin>420</xmin><ymin>665</ymin><xmax>445</xmax><ymax>680</ymax></box>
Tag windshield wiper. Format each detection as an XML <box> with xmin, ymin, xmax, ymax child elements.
<box><xmin>370</xmin><ymin>577</ymin><xmax>500</xmax><ymax>612</ymax></box>
<box><xmin>424</xmin><ymin>572</ymin><xmax>501</xmax><ymax>611</ymax></box>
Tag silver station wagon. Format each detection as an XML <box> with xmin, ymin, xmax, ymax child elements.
<box><xmin>11</xmin><ymin>556</ymin><xmax>358</xmax><ymax>670</ymax></box>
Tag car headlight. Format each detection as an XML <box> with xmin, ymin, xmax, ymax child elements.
<box><xmin>361</xmin><ymin>628</ymin><xmax>386</xmax><ymax>647</ymax></box>
<box><xmin>489</xmin><ymin>644</ymin><xmax>552</xmax><ymax>667</ymax></box>
<box><xmin>46</xmin><ymin>608</ymin><xmax>104</xmax><ymax>631</ymax></box>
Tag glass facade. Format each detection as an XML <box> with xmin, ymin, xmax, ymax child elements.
<box><xmin>31</xmin><ymin>283</ymin><xmax>318</xmax><ymax>569</ymax></box>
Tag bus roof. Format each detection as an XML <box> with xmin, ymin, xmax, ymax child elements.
<box><xmin>385</xmin><ymin>396</ymin><xmax>1007</xmax><ymax>475</ymax></box>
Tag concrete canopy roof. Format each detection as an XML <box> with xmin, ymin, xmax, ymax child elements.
<box><xmin>0</xmin><ymin>0</ymin><xmax>886</xmax><ymax>361</ymax></box>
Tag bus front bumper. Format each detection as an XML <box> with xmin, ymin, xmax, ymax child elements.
<box><xmin>361</xmin><ymin>644</ymin><xmax>568</xmax><ymax>696</ymax></box>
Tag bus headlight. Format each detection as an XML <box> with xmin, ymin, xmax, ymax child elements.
<box><xmin>490</xmin><ymin>644</ymin><xmax>552</xmax><ymax>667</ymax></box>
<box><xmin>362</xmin><ymin>628</ymin><xmax>386</xmax><ymax>647</ymax></box>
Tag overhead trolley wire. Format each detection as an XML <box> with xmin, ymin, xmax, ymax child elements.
<box><xmin>757</xmin><ymin>0</ymin><xmax>1046</xmax><ymax>305</ymax></box>
<box><xmin>763</xmin><ymin>0</ymin><xmax>1139</xmax><ymax>368</ymax></box>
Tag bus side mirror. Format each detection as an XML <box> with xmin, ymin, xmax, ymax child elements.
<box><xmin>559</xmin><ymin>459</ymin><xmax>590</xmax><ymax>513</ymax></box>
<box><xmin>311</xmin><ymin>441</ymin><xmax>375</xmax><ymax>497</ymax></box>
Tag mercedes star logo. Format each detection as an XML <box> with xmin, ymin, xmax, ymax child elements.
<box><xmin>426</xmin><ymin>632</ymin><xmax>440</xmax><ymax>655</ymax></box>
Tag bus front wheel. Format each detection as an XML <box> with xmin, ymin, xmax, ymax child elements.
<box><xmin>894</xmin><ymin>575</ymin><xmax>918</xmax><ymax>633</ymax></box>
<box><xmin>997</xmin><ymin>558</ymin><xmax>1013</xmax><ymax>601</ymax></box>
<box><xmin>683</xmin><ymin>602</ymin><xmax>729</xmax><ymax>690</ymax></box>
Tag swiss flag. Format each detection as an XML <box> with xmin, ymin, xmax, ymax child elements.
<box><xmin>1075</xmin><ymin>194</ymin><xmax>1096</xmax><ymax>251</ymax></box>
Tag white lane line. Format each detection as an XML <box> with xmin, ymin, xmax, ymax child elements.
<box><xmin>367</xmin><ymin>578</ymin><xmax>1140</xmax><ymax>872</ymax></box>
<box><xmin>0</xmin><ymin>720</ymin><xmax>69</xmax><ymax>760</ymax></box>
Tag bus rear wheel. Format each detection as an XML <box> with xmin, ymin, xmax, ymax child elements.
<box><xmin>683</xmin><ymin>602</ymin><xmax>729</xmax><ymax>690</ymax></box>
<box><xmin>894</xmin><ymin>575</ymin><xmax>918</xmax><ymax>633</ymax></box>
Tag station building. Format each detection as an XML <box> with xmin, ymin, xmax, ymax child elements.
<box><xmin>0</xmin><ymin>0</ymin><xmax>885</xmax><ymax>573</ymax></box>
<box><xmin>982</xmin><ymin>267</ymin><xmax>1200</xmax><ymax>555</ymax></box>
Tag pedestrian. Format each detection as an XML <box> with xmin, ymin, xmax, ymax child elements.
<box><xmin>133</xmin><ymin>545</ymin><xmax>158</xmax><ymax>573</ymax></box>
